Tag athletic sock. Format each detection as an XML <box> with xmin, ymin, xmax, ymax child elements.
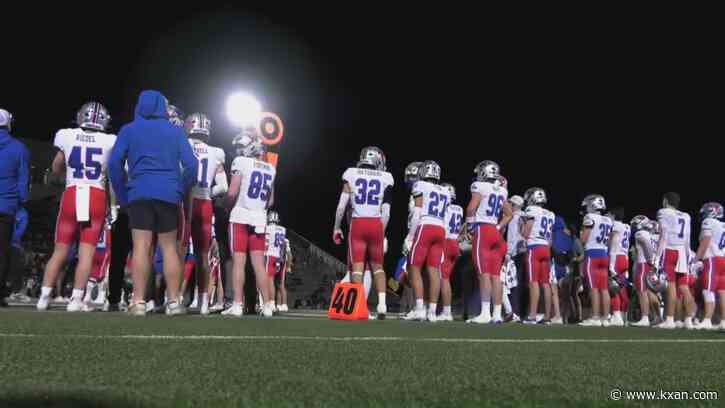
<box><xmin>377</xmin><ymin>292</ymin><xmax>386</xmax><ymax>308</ymax></box>
<box><xmin>40</xmin><ymin>286</ymin><xmax>52</xmax><ymax>298</ymax></box>
<box><xmin>492</xmin><ymin>305</ymin><xmax>502</xmax><ymax>320</ymax></box>
<box><xmin>415</xmin><ymin>299</ymin><xmax>424</xmax><ymax>311</ymax></box>
<box><xmin>428</xmin><ymin>303</ymin><xmax>437</xmax><ymax>314</ymax></box>
<box><xmin>443</xmin><ymin>306</ymin><xmax>452</xmax><ymax>316</ymax></box>
<box><xmin>481</xmin><ymin>301</ymin><xmax>491</xmax><ymax>318</ymax></box>
<box><xmin>666</xmin><ymin>316</ymin><xmax>674</xmax><ymax>324</ymax></box>
<box><xmin>71</xmin><ymin>289</ymin><xmax>84</xmax><ymax>301</ymax></box>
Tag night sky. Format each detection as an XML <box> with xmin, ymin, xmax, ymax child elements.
<box><xmin>3</xmin><ymin>5</ymin><xmax>719</xmax><ymax>266</ymax></box>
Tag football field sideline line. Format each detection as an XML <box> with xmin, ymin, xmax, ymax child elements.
<box><xmin>1</xmin><ymin>333</ymin><xmax>724</xmax><ymax>343</ymax></box>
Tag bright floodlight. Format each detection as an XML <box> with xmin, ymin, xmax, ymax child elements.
<box><xmin>226</xmin><ymin>92</ymin><xmax>262</xmax><ymax>127</ymax></box>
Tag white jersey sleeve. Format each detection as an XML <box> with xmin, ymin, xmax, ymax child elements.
<box><xmin>343</xmin><ymin>167</ymin><xmax>394</xmax><ymax>219</ymax></box>
<box><xmin>583</xmin><ymin>213</ymin><xmax>613</xmax><ymax>251</ymax></box>
<box><xmin>444</xmin><ymin>204</ymin><xmax>464</xmax><ymax>240</ymax></box>
<box><xmin>506</xmin><ymin>212</ymin><xmax>525</xmax><ymax>256</ymax></box>
<box><xmin>413</xmin><ymin>181</ymin><xmax>450</xmax><ymax>228</ymax></box>
<box><xmin>525</xmin><ymin>206</ymin><xmax>555</xmax><ymax>247</ymax></box>
<box><xmin>611</xmin><ymin>221</ymin><xmax>631</xmax><ymax>256</ymax></box>
<box><xmin>56</xmin><ymin>128</ymin><xmax>117</xmax><ymax>191</ymax></box>
<box><xmin>471</xmin><ymin>181</ymin><xmax>508</xmax><ymax>225</ymax></box>
<box><xmin>701</xmin><ymin>218</ymin><xmax>725</xmax><ymax>258</ymax></box>
<box><xmin>230</xmin><ymin>157</ymin><xmax>276</xmax><ymax>228</ymax></box>
<box><xmin>657</xmin><ymin>208</ymin><xmax>690</xmax><ymax>249</ymax></box>
<box><xmin>265</xmin><ymin>225</ymin><xmax>287</xmax><ymax>258</ymax></box>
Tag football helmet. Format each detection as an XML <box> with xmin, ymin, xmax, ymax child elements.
<box><xmin>474</xmin><ymin>160</ymin><xmax>500</xmax><ymax>182</ymax></box>
<box><xmin>630</xmin><ymin>215</ymin><xmax>651</xmax><ymax>231</ymax></box>
<box><xmin>358</xmin><ymin>146</ymin><xmax>385</xmax><ymax>170</ymax></box>
<box><xmin>524</xmin><ymin>187</ymin><xmax>547</xmax><ymax>206</ymax></box>
<box><xmin>167</xmin><ymin>104</ymin><xmax>184</xmax><ymax>127</ymax></box>
<box><xmin>419</xmin><ymin>160</ymin><xmax>441</xmax><ymax>181</ymax></box>
<box><xmin>0</xmin><ymin>109</ymin><xmax>12</xmax><ymax>131</ymax></box>
<box><xmin>441</xmin><ymin>183</ymin><xmax>456</xmax><ymax>201</ymax></box>
<box><xmin>645</xmin><ymin>269</ymin><xmax>667</xmax><ymax>293</ymax></box>
<box><xmin>509</xmin><ymin>195</ymin><xmax>524</xmax><ymax>209</ymax></box>
<box><xmin>699</xmin><ymin>202</ymin><xmax>724</xmax><ymax>220</ymax></box>
<box><xmin>404</xmin><ymin>162</ymin><xmax>423</xmax><ymax>185</ymax></box>
<box><xmin>76</xmin><ymin>102</ymin><xmax>111</xmax><ymax>132</ymax></box>
<box><xmin>268</xmin><ymin>211</ymin><xmax>280</xmax><ymax>225</ymax></box>
<box><xmin>581</xmin><ymin>194</ymin><xmax>606</xmax><ymax>214</ymax></box>
<box><xmin>184</xmin><ymin>113</ymin><xmax>211</xmax><ymax>139</ymax></box>
<box><xmin>232</xmin><ymin>129</ymin><xmax>265</xmax><ymax>158</ymax></box>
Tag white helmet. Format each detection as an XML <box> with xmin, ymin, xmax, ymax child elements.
<box><xmin>358</xmin><ymin>146</ymin><xmax>385</xmax><ymax>170</ymax></box>
<box><xmin>630</xmin><ymin>215</ymin><xmax>651</xmax><ymax>232</ymax></box>
<box><xmin>441</xmin><ymin>182</ymin><xmax>456</xmax><ymax>201</ymax></box>
<box><xmin>700</xmin><ymin>202</ymin><xmax>724</xmax><ymax>220</ymax></box>
<box><xmin>509</xmin><ymin>195</ymin><xmax>524</xmax><ymax>209</ymax></box>
<box><xmin>404</xmin><ymin>162</ymin><xmax>423</xmax><ymax>184</ymax></box>
<box><xmin>184</xmin><ymin>113</ymin><xmax>211</xmax><ymax>139</ymax></box>
<box><xmin>0</xmin><ymin>109</ymin><xmax>13</xmax><ymax>131</ymax></box>
<box><xmin>474</xmin><ymin>160</ymin><xmax>500</xmax><ymax>182</ymax></box>
<box><xmin>167</xmin><ymin>105</ymin><xmax>184</xmax><ymax>127</ymax></box>
<box><xmin>524</xmin><ymin>187</ymin><xmax>547</xmax><ymax>206</ymax></box>
<box><xmin>419</xmin><ymin>160</ymin><xmax>441</xmax><ymax>181</ymax></box>
<box><xmin>232</xmin><ymin>129</ymin><xmax>265</xmax><ymax>158</ymax></box>
<box><xmin>581</xmin><ymin>194</ymin><xmax>606</xmax><ymax>214</ymax></box>
<box><xmin>76</xmin><ymin>102</ymin><xmax>111</xmax><ymax>132</ymax></box>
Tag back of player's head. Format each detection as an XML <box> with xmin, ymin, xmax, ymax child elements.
<box><xmin>419</xmin><ymin>160</ymin><xmax>441</xmax><ymax>182</ymax></box>
<box><xmin>699</xmin><ymin>202</ymin><xmax>724</xmax><ymax>220</ymax></box>
<box><xmin>0</xmin><ymin>109</ymin><xmax>13</xmax><ymax>131</ymax></box>
<box><xmin>404</xmin><ymin>162</ymin><xmax>423</xmax><ymax>187</ymax></box>
<box><xmin>663</xmin><ymin>192</ymin><xmax>680</xmax><ymax>209</ymax></box>
<box><xmin>581</xmin><ymin>194</ymin><xmax>606</xmax><ymax>214</ymax></box>
<box><xmin>358</xmin><ymin>146</ymin><xmax>385</xmax><ymax>171</ymax></box>
<box><xmin>76</xmin><ymin>102</ymin><xmax>111</xmax><ymax>132</ymax></box>
<box><xmin>524</xmin><ymin>187</ymin><xmax>547</xmax><ymax>207</ymax></box>
<box><xmin>611</xmin><ymin>206</ymin><xmax>625</xmax><ymax>221</ymax></box>
<box><xmin>184</xmin><ymin>113</ymin><xmax>211</xmax><ymax>140</ymax></box>
<box><xmin>509</xmin><ymin>195</ymin><xmax>524</xmax><ymax>210</ymax></box>
<box><xmin>233</xmin><ymin>128</ymin><xmax>265</xmax><ymax>158</ymax></box>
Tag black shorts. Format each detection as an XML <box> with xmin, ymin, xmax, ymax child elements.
<box><xmin>128</xmin><ymin>200</ymin><xmax>179</xmax><ymax>234</ymax></box>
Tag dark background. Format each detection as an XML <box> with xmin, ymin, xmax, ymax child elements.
<box><xmin>2</xmin><ymin>4</ymin><xmax>720</xmax><ymax>267</ymax></box>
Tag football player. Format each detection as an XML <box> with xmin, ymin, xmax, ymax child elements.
<box><xmin>265</xmin><ymin>210</ymin><xmax>286</xmax><ymax>312</ymax></box>
<box><xmin>630</xmin><ymin>215</ymin><xmax>657</xmax><ymax>327</ymax></box>
<box><xmin>184</xmin><ymin>113</ymin><xmax>227</xmax><ymax>315</ymax></box>
<box><xmin>83</xmin><ymin>220</ymin><xmax>112</xmax><ymax>306</ymax></box>
<box><xmin>465</xmin><ymin>161</ymin><xmax>512</xmax><ymax>324</ymax></box>
<box><xmin>37</xmin><ymin>103</ymin><xmax>116</xmax><ymax>312</ymax></box>
<box><xmin>654</xmin><ymin>192</ymin><xmax>695</xmax><ymax>330</ymax></box>
<box><xmin>693</xmin><ymin>202</ymin><xmax>725</xmax><ymax>330</ymax></box>
<box><xmin>333</xmin><ymin>147</ymin><xmax>393</xmax><ymax>319</ymax></box>
<box><xmin>607</xmin><ymin>207</ymin><xmax>630</xmax><ymax>327</ymax></box>
<box><xmin>578</xmin><ymin>194</ymin><xmax>613</xmax><ymax>327</ymax></box>
<box><xmin>223</xmin><ymin>130</ymin><xmax>276</xmax><ymax>317</ymax></box>
<box><xmin>520</xmin><ymin>187</ymin><xmax>555</xmax><ymax>325</ymax></box>
<box><xmin>505</xmin><ymin>195</ymin><xmax>526</xmax><ymax>321</ymax></box>
<box><xmin>403</xmin><ymin>161</ymin><xmax>449</xmax><ymax>322</ymax></box>
<box><xmin>439</xmin><ymin>182</ymin><xmax>463</xmax><ymax>321</ymax></box>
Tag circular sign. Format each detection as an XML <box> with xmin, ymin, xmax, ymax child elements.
<box><xmin>257</xmin><ymin>112</ymin><xmax>284</xmax><ymax>146</ymax></box>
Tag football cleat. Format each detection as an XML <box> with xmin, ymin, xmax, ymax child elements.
<box><xmin>129</xmin><ymin>302</ymin><xmax>147</xmax><ymax>317</ymax></box>
<box><xmin>630</xmin><ymin>318</ymin><xmax>651</xmax><ymax>328</ymax></box>
<box><xmin>656</xmin><ymin>321</ymin><xmax>677</xmax><ymax>330</ymax></box>
<box><xmin>165</xmin><ymin>301</ymin><xmax>186</xmax><ymax>316</ymax></box>
<box><xmin>200</xmin><ymin>302</ymin><xmax>210</xmax><ymax>316</ymax></box>
<box><xmin>550</xmin><ymin>317</ymin><xmax>564</xmax><ymax>325</ymax></box>
<box><xmin>684</xmin><ymin>319</ymin><xmax>694</xmax><ymax>330</ymax></box>
<box><xmin>492</xmin><ymin>318</ymin><xmax>504</xmax><ymax>325</ymax></box>
<box><xmin>522</xmin><ymin>318</ymin><xmax>538</xmax><ymax>325</ymax></box>
<box><xmin>675</xmin><ymin>321</ymin><xmax>685</xmax><ymax>329</ymax></box>
<box><xmin>579</xmin><ymin>319</ymin><xmax>602</xmax><ymax>327</ymax></box>
<box><xmin>81</xmin><ymin>303</ymin><xmax>95</xmax><ymax>312</ymax></box>
<box><xmin>719</xmin><ymin>321</ymin><xmax>725</xmax><ymax>331</ymax></box>
<box><xmin>262</xmin><ymin>305</ymin><xmax>274</xmax><ymax>318</ymax></box>
<box><xmin>427</xmin><ymin>311</ymin><xmax>438</xmax><ymax>323</ymax></box>
<box><xmin>376</xmin><ymin>304</ymin><xmax>387</xmax><ymax>320</ymax></box>
<box><xmin>610</xmin><ymin>314</ymin><xmax>625</xmax><ymax>327</ymax></box>
<box><xmin>53</xmin><ymin>296</ymin><xmax>70</xmax><ymax>304</ymax></box>
<box><xmin>36</xmin><ymin>297</ymin><xmax>50</xmax><ymax>311</ymax></box>
<box><xmin>145</xmin><ymin>300</ymin><xmax>156</xmax><ymax>313</ymax></box>
<box><xmin>66</xmin><ymin>299</ymin><xmax>84</xmax><ymax>312</ymax></box>
<box><xmin>466</xmin><ymin>314</ymin><xmax>492</xmax><ymax>324</ymax></box>
<box><xmin>403</xmin><ymin>309</ymin><xmax>426</xmax><ymax>321</ymax></box>
<box><xmin>221</xmin><ymin>304</ymin><xmax>244</xmax><ymax>317</ymax></box>
<box><xmin>209</xmin><ymin>303</ymin><xmax>224</xmax><ymax>313</ymax></box>
<box><xmin>601</xmin><ymin>319</ymin><xmax>611</xmax><ymax>328</ymax></box>
<box><xmin>437</xmin><ymin>314</ymin><xmax>454</xmax><ymax>322</ymax></box>
<box><xmin>695</xmin><ymin>320</ymin><xmax>714</xmax><ymax>331</ymax></box>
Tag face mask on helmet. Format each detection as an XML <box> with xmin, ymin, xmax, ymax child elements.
<box><xmin>184</xmin><ymin>113</ymin><xmax>211</xmax><ymax>139</ymax></box>
<box><xmin>76</xmin><ymin>102</ymin><xmax>111</xmax><ymax>132</ymax></box>
<box><xmin>404</xmin><ymin>162</ymin><xmax>423</xmax><ymax>186</ymax></box>
<box><xmin>233</xmin><ymin>131</ymin><xmax>264</xmax><ymax>158</ymax></box>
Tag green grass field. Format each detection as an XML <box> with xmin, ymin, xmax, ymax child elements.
<box><xmin>1</xmin><ymin>308</ymin><xmax>724</xmax><ymax>407</ymax></box>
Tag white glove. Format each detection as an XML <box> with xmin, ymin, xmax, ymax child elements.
<box><xmin>383</xmin><ymin>237</ymin><xmax>388</xmax><ymax>254</ymax></box>
<box><xmin>691</xmin><ymin>261</ymin><xmax>704</xmax><ymax>275</ymax></box>
<box><xmin>333</xmin><ymin>228</ymin><xmax>344</xmax><ymax>245</ymax></box>
<box><xmin>609</xmin><ymin>266</ymin><xmax>617</xmax><ymax>278</ymax></box>
<box><xmin>402</xmin><ymin>238</ymin><xmax>413</xmax><ymax>256</ymax></box>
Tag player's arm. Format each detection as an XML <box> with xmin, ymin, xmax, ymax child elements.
<box><xmin>497</xmin><ymin>201</ymin><xmax>513</xmax><ymax>231</ymax></box>
<box><xmin>636</xmin><ymin>232</ymin><xmax>655</xmax><ymax>265</ymax></box>
<box><xmin>211</xmin><ymin>164</ymin><xmax>229</xmax><ymax>197</ymax></box>
<box><xmin>51</xmin><ymin>150</ymin><xmax>65</xmax><ymax>177</ymax></box>
<box><xmin>225</xmin><ymin>174</ymin><xmax>241</xmax><ymax>209</ymax></box>
<box><xmin>580</xmin><ymin>216</ymin><xmax>593</xmax><ymax>244</ymax></box>
<box><xmin>608</xmin><ymin>229</ymin><xmax>620</xmax><ymax>276</ymax></box>
<box><xmin>404</xmin><ymin>195</ymin><xmax>423</xmax><ymax>251</ymax></box>
<box><xmin>333</xmin><ymin>183</ymin><xmax>351</xmax><ymax>244</ymax></box>
<box><xmin>465</xmin><ymin>192</ymin><xmax>481</xmax><ymax>240</ymax></box>
<box><xmin>522</xmin><ymin>219</ymin><xmax>534</xmax><ymax>240</ymax></box>
<box><xmin>695</xmin><ymin>222</ymin><xmax>711</xmax><ymax>262</ymax></box>
<box><xmin>381</xmin><ymin>185</ymin><xmax>392</xmax><ymax>231</ymax></box>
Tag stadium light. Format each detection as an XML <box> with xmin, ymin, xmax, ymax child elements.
<box><xmin>226</xmin><ymin>92</ymin><xmax>262</xmax><ymax>128</ymax></box>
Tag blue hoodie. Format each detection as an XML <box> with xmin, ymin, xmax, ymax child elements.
<box><xmin>12</xmin><ymin>207</ymin><xmax>28</xmax><ymax>248</ymax></box>
<box><xmin>552</xmin><ymin>216</ymin><xmax>573</xmax><ymax>256</ymax></box>
<box><xmin>0</xmin><ymin>129</ymin><xmax>30</xmax><ymax>216</ymax></box>
<box><xmin>108</xmin><ymin>90</ymin><xmax>198</xmax><ymax>207</ymax></box>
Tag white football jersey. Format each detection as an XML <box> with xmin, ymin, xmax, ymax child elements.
<box><xmin>611</xmin><ymin>221</ymin><xmax>631</xmax><ymax>257</ymax></box>
<box><xmin>265</xmin><ymin>224</ymin><xmax>287</xmax><ymax>258</ymax></box>
<box><xmin>657</xmin><ymin>208</ymin><xmax>691</xmax><ymax>249</ymax></box>
<box><xmin>230</xmin><ymin>157</ymin><xmax>276</xmax><ymax>227</ymax></box>
<box><xmin>582</xmin><ymin>213</ymin><xmax>614</xmax><ymax>251</ymax></box>
<box><xmin>634</xmin><ymin>230</ymin><xmax>653</xmax><ymax>263</ymax></box>
<box><xmin>190</xmin><ymin>140</ymin><xmax>225</xmax><ymax>200</ymax></box>
<box><xmin>507</xmin><ymin>211</ymin><xmax>526</xmax><ymax>255</ymax></box>
<box><xmin>412</xmin><ymin>181</ymin><xmax>450</xmax><ymax>228</ymax></box>
<box><xmin>342</xmin><ymin>167</ymin><xmax>394</xmax><ymax>219</ymax></box>
<box><xmin>700</xmin><ymin>218</ymin><xmax>725</xmax><ymax>258</ymax></box>
<box><xmin>54</xmin><ymin>128</ymin><xmax>117</xmax><ymax>190</ymax></box>
<box><xmin>524</xmin><ymin>205</ymin><xmax>555</xmax><ymax>247</ymax></box>
<box><xmin>444</xmin><ymin>204</ymin><xmax>464</xmax><ymax>240</ymax></box>
<box><xmin>471</xmin><ymin>181</ymin><xmax>508</xmax><ymax>225</ymax></box>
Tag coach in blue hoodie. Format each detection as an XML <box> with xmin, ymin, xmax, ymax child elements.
<box><xmin>0</xmin><ymin>109</ymin><xmax>30</xmax><ymax>304</ymax></box>
<box><xmin>108</xmin><ymin>90</ymin><xmax>198</xmax><ymax>314</ymax></box>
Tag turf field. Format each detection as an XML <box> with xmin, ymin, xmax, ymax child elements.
<box><xmin>1</xmin><ymin>308</ymin><xmax>723</xmax><ymax>407</ymax></box>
